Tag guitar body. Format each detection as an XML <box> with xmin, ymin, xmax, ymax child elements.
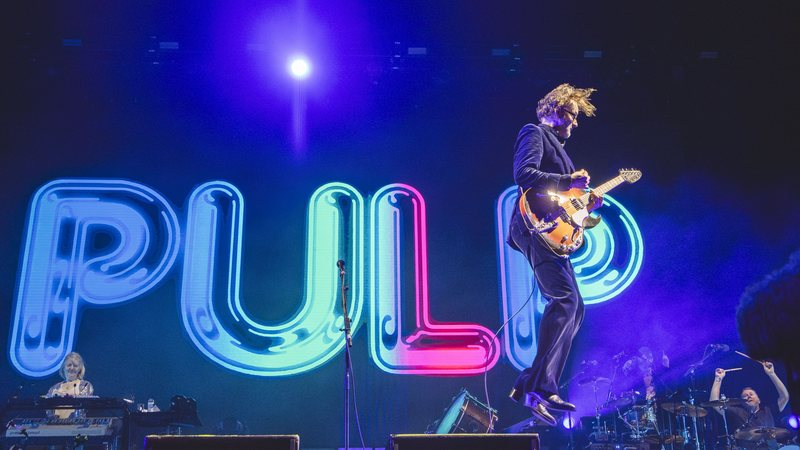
<box><xmin>519</xmin><ymin>188</ymin><xmax>596</xmax><ymax>256</ymax></box>
<box><xmin>517</xmin><ymin>169</ymin><xmax>642</xmax><ymax>257</ymax></box>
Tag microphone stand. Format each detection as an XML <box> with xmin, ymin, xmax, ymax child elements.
<box><xmin>607</xmin><ymin>354</ymin><xmax>625</xmax><ymax>442</ymax></box>
<box><xmin>338</xmin><ymin>261</ymin><xmax>353</xmax><ymax>450</ymax></box>
<box><xmin>718</xmin><ymin>395</ymin><xmax>734</xmax><ymax>450</ymax></box>
<box><xmin>683</xmin><ymin>345</ymin><xmax>719</xmax><ymax>450</ymax></box>
<box><xmin>683</xmin><ymin>365</ymin><xmax>704</xmax><ymax>450</ymax></box>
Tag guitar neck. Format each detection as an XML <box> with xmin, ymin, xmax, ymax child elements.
<box><xmin>591</xmin><ymin>175</ymin><xmax>626</xmax><ymax>196</ymax></box>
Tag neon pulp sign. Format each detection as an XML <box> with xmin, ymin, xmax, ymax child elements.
<box><xmin>10</xmin><ymin>179</ymin><xmax>643</xmax><ymax>378</ymax></box>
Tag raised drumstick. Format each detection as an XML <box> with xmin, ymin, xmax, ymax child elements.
<box><xmin>723</xmin><ymin>367</ymin><xmax>742</xmax><ymax>373</ymax></box>
<box><xmin>734</xmin><ymin>350</ymin><xmax>765</xmax><ymax>365</ymax></box>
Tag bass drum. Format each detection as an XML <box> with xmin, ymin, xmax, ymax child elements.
<box><xmin>433</xmin><ymin>389</ymin><xmax>498</xmax><ymax>434</ymax></box>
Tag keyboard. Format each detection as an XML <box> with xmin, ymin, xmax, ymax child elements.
<box><xmin>5</xmin><ymin>417</ymin><xmax>121</xmax><ymax>437</ymax></box>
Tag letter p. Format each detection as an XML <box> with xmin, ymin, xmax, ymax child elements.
<box><xmin>10</xmin><ymin>180</ymin><xmax>179</xmax><ymax>377</ymax></box>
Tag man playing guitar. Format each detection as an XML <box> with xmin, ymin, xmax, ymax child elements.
<box><xmin>507</xmin><ymin>83</ymin><xmax>602</xmax><ymax>425</ymax></box>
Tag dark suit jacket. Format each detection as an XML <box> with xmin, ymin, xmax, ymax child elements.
<box><xmin>507</xmin><ymin>123</ymin><xmax>577</xmax><ymax>253</ymax></box>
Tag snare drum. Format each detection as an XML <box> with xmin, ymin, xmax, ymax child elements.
<box><xmin>779</xmin><ymin>445</ymin><xmax>800</xmax><ymax>449</ymax></box>
<box><xmin>433</xmin><ymin>389</ymin><xmax>498</xmax><ymax>434</ymax></box>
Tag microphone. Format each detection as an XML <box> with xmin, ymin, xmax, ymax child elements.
<box><xmin>709</xmin><ymin>344</ymin><xmax>730</xmax><ymax>352</ymax></box>
<box><xmin>336</xmin><ymin>260</ymin><xmax>346</xmax><ymax>276</ymax></box>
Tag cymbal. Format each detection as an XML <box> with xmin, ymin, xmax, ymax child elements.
<box><xmin>630</xmin><ymin>403</ymin><xmax>654</xmax><ymax>411</ymax></box>
<box><xmin>618</xmin><ymin>389</ymin><xmax>640</xmax><ymax>398</ymax></box>
<box><xmin>700</xmin><ymin>398</ymin><xmax>746</xmax><ymax>408</ymax></box>
<box><xmin>577</xmin><ymin>376</ymin><xmax>611</xmax><ymax>386</ymax></box>
<box><xmin>660</xmin><ymin>402</ymin><xmax>708</xmax><ymax>417</ymax></box>
<box><xmin>603</xmin><ymin>399</ymin><xmax>632</xmax><ymax>411</ymax></box>
<box><xmin>734</xmin><ymin>427</ymin><xmax>792</xmax><ymax>441</ymax></box>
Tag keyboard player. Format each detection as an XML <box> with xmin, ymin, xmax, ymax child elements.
<box><xmin>45</xmin><ymin>352</ymin><xmax>95</xmax><ymax>419</ymax></box>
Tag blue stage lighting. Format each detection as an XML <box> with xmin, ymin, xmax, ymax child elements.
<box><xmin>789</xmin><ymin>415</ymin><xmax>799</xmax><ymax>429</ymax></box>
<box><xmin>562</xmin><ymin>415</ymin><xmax>576</xmax><ymax>429</ymax></box>
<box><xmin>289</xmin><ymin>56</ymin><xmax>310</xmax><ymax>79</ymax></box>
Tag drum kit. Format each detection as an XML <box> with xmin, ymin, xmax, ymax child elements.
<box><xmin>426</xmin><ymin>347</ymin><xmax>797</xmax><ymax>449</ymax></box>
<box><xmin>571</xmin><ymin>348</ymin><xmax>797</xmax><ymax>450</ymax></box>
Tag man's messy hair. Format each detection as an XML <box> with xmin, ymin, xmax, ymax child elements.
<box><xmin>536</xmin><ymin>83</ymin><xmax>597</xmax><ymax>121</ymax></box>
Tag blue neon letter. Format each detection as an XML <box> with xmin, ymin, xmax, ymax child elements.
<box><xmin>10</xmin><ymin>180</ymin><xmax>180</xmax><ymax>377</ymax></box>
<box><xmin>495</xmin><ymin>187</ymin><xmax>644</xmax><ymax>369</ymax></box>
<box><xmin>180</xmin><ymin>182</ymin><xmax>364</xmax><ymax>376</ymax></box>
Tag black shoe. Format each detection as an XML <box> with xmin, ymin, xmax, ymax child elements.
<box><xmin>527</xmin><ymin>401</ymin><xmax>557</xmax><ymax>426</ymax></box>
<box><xmin>541</xmin><ymin>394</ymin><xmax>576</xmax><ymax>412</ymax></box>
<box><xmin>524</xmin><ymin>391</ymin><xmax>576</xmax><ymax>412</ymax></box>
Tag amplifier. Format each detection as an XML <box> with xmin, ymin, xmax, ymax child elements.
<box><xmin>388</xmin><ymin>433</ymin><xmax>540</xmax><ymax>450</ymax></box>
<box><xmin>144</xmin><ymin>434</ymin><xmax>300</xmax><ymax>450</ymax></box>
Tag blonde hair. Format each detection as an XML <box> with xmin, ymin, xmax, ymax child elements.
<box><xmin>59</xmin><ymin>352</ymin><xmax>86</xmax><ymax>380</ymax></box>
<box><xmin>536</xmin><ymin>83</ymin><xmax>597</xmax><ymax>121</ymax></box>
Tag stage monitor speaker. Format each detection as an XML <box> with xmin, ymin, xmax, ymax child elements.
<box><xmin>144</xmin><ymin>434</ymin><xmax>299</xmax><ymax>450</ymax></box>
<box><xmin>388</xmin><ymin>433</ymin><xmax>539</xmax><ymax>450</ymax></box>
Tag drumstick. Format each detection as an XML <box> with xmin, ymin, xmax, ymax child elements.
<box><xmin>723</xmin><ymin>367</ymin><xmax>742</xmax><ymax>373</ymax></box>
<box><xmin>734</xmin><ymin>350</ymin><xmax>765</xmax><ymax>365</ymax></box>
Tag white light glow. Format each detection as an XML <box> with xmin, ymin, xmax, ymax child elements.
<box><xmin>289</xmin><ymin>57</ymin><xmax>310</xmax><ymax>79</ymax></box>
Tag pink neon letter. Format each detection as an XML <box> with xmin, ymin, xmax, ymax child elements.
<box><xmin>369</xmin><ymin>184</ymin><xmax>500</xmax><ymax>374</ymax></box>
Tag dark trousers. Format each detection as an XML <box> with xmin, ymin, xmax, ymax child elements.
<box><xmin>510</xmin><ymin>218</ymin><xmax>586</xmax><ymax>396</ymax></box>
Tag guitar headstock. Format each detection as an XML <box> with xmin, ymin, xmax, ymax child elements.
<box><xmin>619</xmin><ymin>168</ymin><xmax>642</xmax><ymax>183</ymax></box>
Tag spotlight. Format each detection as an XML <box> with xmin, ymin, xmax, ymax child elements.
<box><xmin>562</xmin><ymin>415</ymin><xmax>576</xmax><ymax>430</ymax></box>
<box><xmin>288</xmin><ymin>56</ymin><xmax>310</xmax><ymax>79</ymax></box>
<box><xmin>788</xmin><ymin>414</ymin><xmax>799</xmax><ymax>429</ymax></box>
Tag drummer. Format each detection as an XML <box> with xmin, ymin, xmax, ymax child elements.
<box><xmin>623</xmin><ymin>347</ymin><xmax>670</xmax><ymax>401</ymax></box>
<box><xmin>709</xmin><ymin>361</ymin><xmax>790</xmax><ymax>448</ymax></box>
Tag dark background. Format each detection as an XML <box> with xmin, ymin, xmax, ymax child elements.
<box><xmin>2</xmin><ymin>1</ymin><xmax>799</xmax><ymax>448</ymax></box>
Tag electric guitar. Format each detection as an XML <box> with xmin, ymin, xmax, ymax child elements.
<box><xmin>518</xmin><ymin>169</ymin><xmax>642</xmax><ymax>256</ymax></box>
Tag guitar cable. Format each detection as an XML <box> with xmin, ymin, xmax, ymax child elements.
<box><xmin>483</xmin><ymin>283</ymin><xmax>537</xmax><ymax>431</ymax></box>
